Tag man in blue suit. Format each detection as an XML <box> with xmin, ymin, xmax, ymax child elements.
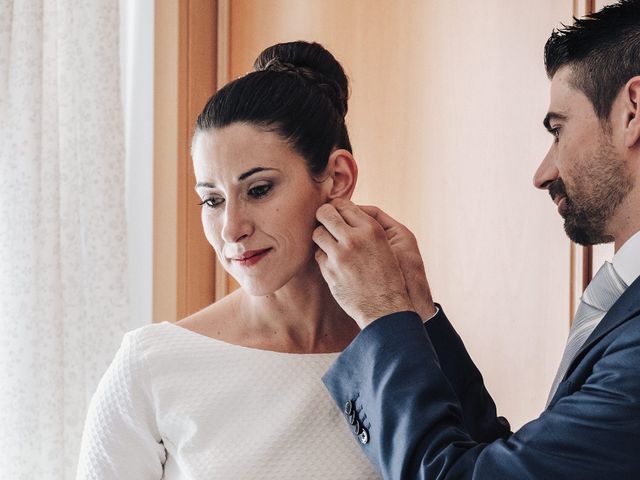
<box><xmin>313</xmin><ymin>1</ymin><xmax>640</xmax><ymax>478</ymax></box>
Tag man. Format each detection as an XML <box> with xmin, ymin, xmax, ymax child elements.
<box><xmin>313</xmin><ymin>1</ymin><xmax>640</xmax><ymax>478</ymax></box>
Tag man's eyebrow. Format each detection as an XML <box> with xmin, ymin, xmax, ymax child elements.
<box><xmin>543</xmin><ymin>111</ymin><xmax>568</xmax><ymax>131</ymax></box>
<box><xmin>195</xmin><ymin>167</ymin><xmax>280</xmax><ymax>189</ymax></box>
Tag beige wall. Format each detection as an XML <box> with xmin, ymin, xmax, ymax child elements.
<box><xmin>228</xmin><ymin>0</ymin><xmax>574</xmax><ymax>428</ymax></box>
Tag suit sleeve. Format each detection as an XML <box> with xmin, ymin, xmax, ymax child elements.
<box><xmin>424</xmin><ymin>307</ymin><xmax>510</xmax><ymax>443</ymax></box>
<box><xmin>76</xmin><ymin>332</ymin><xmax>166</xmax><ymax>480</ymax></box>
<box><xmin>322</xmin><ymin>311</ymin><xmax>640</xmax><ymax>479</ymax></box>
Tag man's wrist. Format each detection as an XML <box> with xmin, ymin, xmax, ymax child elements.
<box><xmin>357</xmin><ymin>298</ymin><xmax>415</xmax><ymax>329</ymax></box>
<box><xmin>359</xmin><ymin>308</ymin><xmax>417</xmax><ymax>329</ymax></box>
<box><xmin>422</xmin><ymin>305</ymin><xmax>439</xmax><ymax>322</ymax></box>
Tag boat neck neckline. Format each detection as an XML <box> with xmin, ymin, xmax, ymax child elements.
<box><xmin>160</xmin><ymin>321</ymin><xmax>343</xmax><ymax>357</ymax></box>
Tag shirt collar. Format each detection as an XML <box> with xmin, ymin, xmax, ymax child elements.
<box><xmin>613</xmin><ymin>229</ymin><xmax>640</xmax><ymax>287</ymax></box>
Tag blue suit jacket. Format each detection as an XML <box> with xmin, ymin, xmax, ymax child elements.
<box><xmin>323</xmin><ymin>276</ymin><xmax>640</xmax><ymax>479</ymax></box>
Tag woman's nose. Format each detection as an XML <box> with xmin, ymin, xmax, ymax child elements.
<box><xmin>533</xmin><ymin>147</ymin><xmax>560</xmax><ymax>190</ymax></box>
<box><xmin>221</xmin><ymin>201</ymin><xmax>254</xmax><ymax>243</ymax></box>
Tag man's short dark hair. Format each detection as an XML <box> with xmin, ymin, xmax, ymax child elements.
<box><xmin>545</xmin><ymin>0</ymin><xmax>640</xmax><ymax>120</ymax></box>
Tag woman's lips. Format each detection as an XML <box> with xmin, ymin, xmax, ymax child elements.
<box><xmin>232</xmin><ymin>248</ymin><xmax>272</xmax><ymax>266</ymax></box>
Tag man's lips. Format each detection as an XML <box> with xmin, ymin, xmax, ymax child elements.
<box><xmin>554</xmin><ymin>195</ymin><xmax>567</xmax><ymax>215</ymax></box>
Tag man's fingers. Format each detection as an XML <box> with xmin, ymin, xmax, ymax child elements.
<box><xmin>314</xmin><ymin>246</ymin><xmax>327</xmax><ymax>266</ymax></box>
<box><xmin>312</xmin><ymin>225</ymin><xmax>338</xmax><ymax>255</ymax></box>
<box><xmin>327</xmin><ymin>199</ymin><xmax>387</xmax><ymax>244</ymax></box>
<box><xmin>359</xmin><ymin>205</ymin><xmax>402</xmax><ymax>231</ymax></box>
<box><xmin>358</xmin><ymin>205</ymin><xmax>381</xmax><ymax>218</ymax></box>
<box><xmin>332</xmin><ymin>199</ymin><xmax>375</xmax><ymax>229</ymax></box>
<box><xmin>316</xmin><ymin>203</ymin><xmax>352</xmax><ymax>241</ymax></box>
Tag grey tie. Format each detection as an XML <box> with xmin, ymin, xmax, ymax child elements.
<box><xmin>546</xmin><ymin>261</ymin><xmax>627</xmax><ymax>406</ymax></box>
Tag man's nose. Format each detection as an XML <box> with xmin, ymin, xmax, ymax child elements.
<box><xmin>221</xmin><ymin>201</ymin><xmax>253</xmax><ymax>243</ymax></box>
<box><xmin>533</xmin><ymin>147</ymin><xmax>559</xmax><ymax>190</ymax></box>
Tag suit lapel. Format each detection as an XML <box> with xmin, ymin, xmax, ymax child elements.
<box><xmin>564</xmin><ymin>275</ymin><xmax>640</xmax><ymax>379</ymax></box>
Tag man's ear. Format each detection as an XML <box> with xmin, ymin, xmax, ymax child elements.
<box><xmin>623</xmin><ymin>76</ymin><xmax>640</xmax><ymax>149</ymax></box>
<box><xmin>324</xmin><ymin>149</ymin><xmax>358</xmax><ymax>200</ymax></box>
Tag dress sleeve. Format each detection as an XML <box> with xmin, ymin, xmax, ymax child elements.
<box><xmin>76</xmin><ymin>330</ymin><xmax>166</xmax><ymax>480</ymax></box>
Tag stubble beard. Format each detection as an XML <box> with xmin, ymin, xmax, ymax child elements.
<box><xmin>559</xmin><ymin>138</ymin><xmax>634</xmax><ymax>246</ymax></box>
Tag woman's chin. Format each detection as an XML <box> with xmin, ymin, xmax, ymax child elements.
<box><xmin>228</xmin><ymin>263</ymin><xmax>308</xmax><ymax>297</ymax></box>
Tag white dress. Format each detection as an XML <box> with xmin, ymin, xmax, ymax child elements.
<box><xmin>76</xmin><ymin>321</ymin><xmax>380</xmax><ymax>479</ymax></box>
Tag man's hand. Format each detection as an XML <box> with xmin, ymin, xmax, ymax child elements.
<box><xmin>313</xmin><ymin>199</ymin><xmax>414</xmax><ymax>329</ymax></box>
<box><xmin>359</xmin><ymin>205</ymin><xmax>437</xmax><ymax>321</ymax></box>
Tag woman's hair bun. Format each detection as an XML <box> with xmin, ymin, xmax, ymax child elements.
<box><xmin>253</xmin><ymin>41</ymin><xmax>349</xmax><ymax>118</ymax></box>
<box><xmin>195</xmin><ymin>40</ymin><xmax>353</xmax><ymax>176</ymax></box>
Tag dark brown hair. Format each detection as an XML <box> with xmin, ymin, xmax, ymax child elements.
<box><xmin>545</xmin><ymin>0</ymin><xmax>640</xmax><ymax>121</ymax></box>
<box><xmin>194</xmin><ymin>41</ymin><xmax>351</xmax><ymax>176</ymax></box>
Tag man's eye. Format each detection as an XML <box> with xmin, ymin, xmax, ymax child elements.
<box><xmin>198</xmin><ymin>197</ymin><xmax>224</xmax><ymax>208</ymax></box>
<box><xmin>550</xmin><ymin>127</ymin><xmax>560</xmax><ymax>141</ymax></box>
<box><xmin>249</xmin><ymin>184</ymin><xmax>272</xmax><ymax>199</ymax></box>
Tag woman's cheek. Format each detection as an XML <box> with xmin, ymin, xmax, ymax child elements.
<box><xmin>201</xmin><ymin>212</ymin><xmax>223</xmax><ymax>252</ymax></box>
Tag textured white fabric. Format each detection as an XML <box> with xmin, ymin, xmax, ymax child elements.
<box><xmin>547</xmin><ymin>261</ymin><xmax>627</xmax><ymax>405</ymax></box>
<box><xmin>77</xmin><ymin>322</ymin><xmax>380</xmax><ymax>479</ymax></box>
<box><xmin>0</xmin><ymin>2</ymin><xmax>129</xmax><ymax>479</ymax></box>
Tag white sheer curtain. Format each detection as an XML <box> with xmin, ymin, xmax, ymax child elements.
<box><xmin>0</xmin><ymin>2</ymin><xmax>130</xmax><ymax>478</ymax></box>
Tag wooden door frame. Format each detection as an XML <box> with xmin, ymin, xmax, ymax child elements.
<box><xmin>154</xmin><ymin>0</ymin><xmax>219</xmax><ymax>322</ymax></box>
<box><xmin>569</xmin><ymin>0</ymin><xmax>596</xmax><ymax>325</ymax></box>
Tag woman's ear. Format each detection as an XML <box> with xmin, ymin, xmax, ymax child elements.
<box><xmin>325</xmin><ymin>149</ymin><xmax>358</xmax><ymax>200</ymax></box>
<box><xmin>623</xmin><ymin>76</ymin><xmax>640</xmax><ymax>149</ymax></box>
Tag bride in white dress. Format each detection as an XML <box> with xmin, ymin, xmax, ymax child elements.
<box><xmin>76</xmin><ymin>41</ymin><xmax>380</xmax><ymax>479</ymax></box>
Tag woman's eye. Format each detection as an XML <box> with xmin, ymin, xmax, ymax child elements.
<box><xmin>198</xmin><ymin>197</ymin><xmax>224</xmax><ymax>208</ymax></box>
<box><xmin>249</xmin><ymin>183</ymin><xmax>272</xmax><ymax>199</ymax></box>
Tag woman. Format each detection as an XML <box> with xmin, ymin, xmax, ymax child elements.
<box><xmin>76</xmin><ymin>41</ymin><xmax>379</xmax><ymax>479</ymax></box>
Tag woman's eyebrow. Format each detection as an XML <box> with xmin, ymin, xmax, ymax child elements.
<box><xmin>195</xmin><ymin>167</ymin><xmax>281</xmax><ymax>190</ymax></box>
<box><xmin>237</xmin><ymin>167</ymin><xmax>280</xmax><ymax>181</ymax></box>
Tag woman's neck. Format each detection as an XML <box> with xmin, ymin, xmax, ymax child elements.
<box><xmin>236</xmin><ymin>262</ymin><xmax>359</xmax><ymax>353</ymax></box>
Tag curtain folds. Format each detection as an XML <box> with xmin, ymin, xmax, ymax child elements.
<box><xmin>0</xmin><ymin>1</ymin><xmax>130</xmax><ymax>478</ymax></box>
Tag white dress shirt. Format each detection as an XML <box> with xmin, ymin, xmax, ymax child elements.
<box><xmin>613</xmin><ymin>229</ymin><xmax>640</xmax><ymax>287</ymax></box>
